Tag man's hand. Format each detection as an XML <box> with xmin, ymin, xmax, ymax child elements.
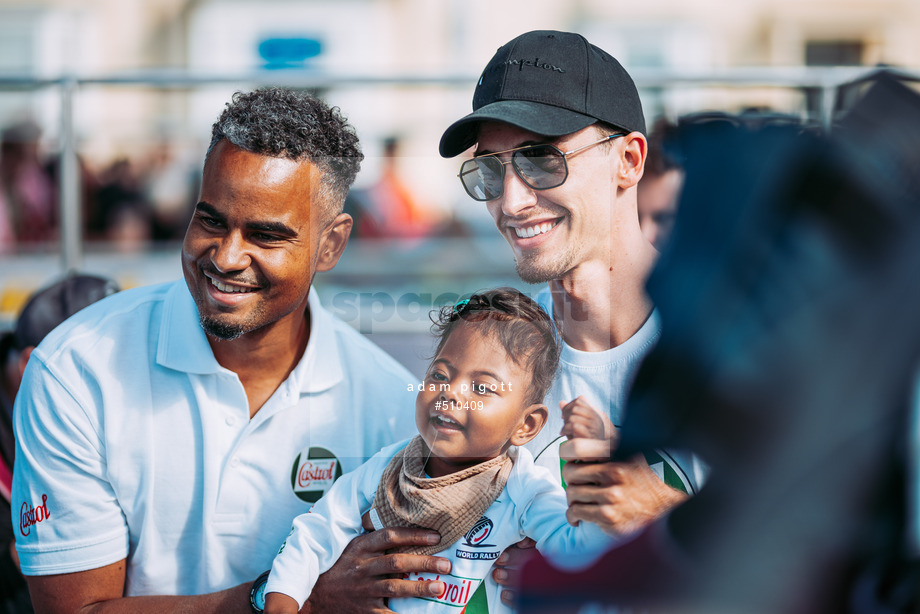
<box><xmin>559</xmin><ymin>396</ymin><xmax>616</xmax><ymax>441</ymax></box>
<box><xmin>303</xmin><ymin>527</ymin><xmax>450</xmax><ymax>614</ymax></box>
<box><xmin>491</xmin><ymin>537</ymin><xmax>536</xmax><ymax>607</ymax></box>
<box><xmin>561</xmin><ymin>438</ymin><xmax>688</xmax><ymax>536</ymax></box>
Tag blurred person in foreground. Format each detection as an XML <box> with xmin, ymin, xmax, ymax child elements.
<box><xmin>517</xmin><ymin>72</ymin><xmax>920</xmax><ymax>613</ymax></box>
<box><xmin>11</xmin><ymin>88</ymin><xmax>455</xmax><ymax>613</ymax></box>
<box><xmin>439</xmin><ymin>30</ymin><xmax>706</xmax><ymax>603</ymax></box>
<box><xmin>0</xmin><ymin>272</ymin><xmax>120</xmax><ymax>614</ymax></box>
<box><xmin>637</xmin><ymin>118</ymin><xmax>683</xmax><ymax>251</ymax></box>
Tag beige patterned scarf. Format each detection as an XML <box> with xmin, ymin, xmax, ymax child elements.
<box><xmin>370</xmin><ymin>435</ymin><xmax>513</xmax><ymax>555</ymax></box>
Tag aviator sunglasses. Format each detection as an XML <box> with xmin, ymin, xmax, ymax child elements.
<box><xmin>458</xmin><ymin>133</ymin><xmax>627</xmax><ymax>202</ymax></box>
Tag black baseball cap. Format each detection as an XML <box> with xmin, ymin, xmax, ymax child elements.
<box><xmin>439</xmin><ymin>30</ymin><xmax>647</xmax><ymax>158</ymax></box>
<box><xmin>13</xmin><ymin>273</ymin><xmax>120</xmax><ymax>351</ymax></box>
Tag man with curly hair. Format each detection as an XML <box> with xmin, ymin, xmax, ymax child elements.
<box><xmin>13</xmin><ymin>88</ymin><xmax>445</xmax><ymax>612</ymax></box>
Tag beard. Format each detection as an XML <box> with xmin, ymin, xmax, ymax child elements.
<box><xmin>514</xmin><ymin>243</ymin><xmax>579</xmax><ymax>284</ymax></box>
<box><xmin>199</xmin><ymin>301</ymin><xmax>267</xmax><ymax>341</ymax></box>
<box><xmin>200</xmin><ymin>316</ymin><xmax>245</xmax><ymax>341</ymax></box>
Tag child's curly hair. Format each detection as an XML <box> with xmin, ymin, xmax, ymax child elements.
<box><xmin>430</xmin><ymin>288</ymin><xmax>561</xmax><ymax>405</ymax></box>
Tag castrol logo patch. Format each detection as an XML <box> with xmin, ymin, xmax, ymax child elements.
<box><xmin>290</xmin><ymin>447</ymin><xmax>342</xmax><ymax>503</ymax></box>
<box><xmin>20</xmin><ymin>493</ymin><xmax>51</xmax><ymax>537</ymax></box>
<box><xmin>403</xmin><ymin>571</ymin><xmax>482</xmax><ymax>609</ymax></box>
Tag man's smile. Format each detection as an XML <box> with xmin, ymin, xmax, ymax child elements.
<box><xmin>202</xmin><ymin>270</ymin><xmax>262</xmax><ymax>307</ymax></box>
<box><xmin>209</xmin><ymin>277</ymin><xmax>257</xmax><ymax>294</ymax></box>
<box><xmin>511</xmin><ymin>218</ymin><xmax>562</xmax><ymax>239</ymax></box>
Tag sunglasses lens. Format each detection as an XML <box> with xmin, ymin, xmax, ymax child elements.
<box><xmin>460</xmin><ymin>157</ymin><xmax>504</xmax><ymax>201</ymax></box>
<box><xmin>513</xmin><ymin>146</ymin><xmax>567</xmax><ymax>189</ymax></box>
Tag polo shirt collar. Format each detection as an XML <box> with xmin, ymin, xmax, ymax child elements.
<box><xmin>157</xmin><ymin>282</ymin><xmax>343</xmax><ymax>394</ymax></box>
<box><xmin>158</xmin><ymin>281</ymin><xmax>222</xmax><ymax>375</ymax></box>
<box><xmin>291</xmin><ymin>287</ymin><xmax>343</xmax><ymax>394</ymax></box>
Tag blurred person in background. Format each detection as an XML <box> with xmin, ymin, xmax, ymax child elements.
<box><xmin>439</xmin><ymin>29</ymin><xmax>704</xmax><ymax>604</ymax></box>
<box><xmin>634</xmin><ymin>108</ymin><xmax>813</xmax><ymax>254</ymax></box>
<box><xmin>0</xmin><ymin>120</ymin><xmax>56</xmax><ymax>246</ymax></box>
<box><xmin>0</xmin><ymin>190</ymin><xmax>13</xmax><ymax>254</ymax></box>
<box><xmin>636</xmin><ymin>118</ymin><xmax>683</xmax><ymax>251</ymax></box>
<box><xmin>346</xmin><ymin>136</ymin><xmax>443</xmax><ymax>239</ymax></box>
<box><xmin>0</xmin><ymin>272</ymin><xmax>120</xmax><ymax>614</ymax></box>
<box><xmin>89</xmin><ymin>157</ymin><xmax>153</xmax><ymax>250</ymax></box>
<box><xmin>11</xmin><ymin>87</ymin><xmax>463</xmax><ymax>614</ymax></box>
<box><xmin>141</xmin><ymin>140</ymin><xmax>200</xmax><ymax>242</ymax></box>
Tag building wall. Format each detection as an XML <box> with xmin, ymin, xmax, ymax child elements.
<box><xmin>2</xmin><ymin>0</ymin><xmax>919</xmax><ymax>160</ymax></box>
<box><xmin>1</xmin><ymin>0</ymin><xmax>919</xmax><ymax>323</ymax></box>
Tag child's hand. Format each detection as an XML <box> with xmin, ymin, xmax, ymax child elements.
<box><xmin>361</xmin><ymin>510</ymin><xmax>375</xmax><ymax>532</ymax></box>
<box><xmin>560</xmin><ymin>396</ymin><xmax>616</xmax><ymax>441</ymax></box>
<box><xmin>264</xmin><ymin>591</ymin><xmax>300</xmax><ymax>614</ymax></box>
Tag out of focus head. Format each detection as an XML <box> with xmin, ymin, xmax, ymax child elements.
<box><xmin>638</xmin><ymin>119</ymin><xmax>683</xmax><ymax>250</ymax></box>
<box><xmin>0</xmin><ymin>119</ymin><xmax>41</xmax><ymax>162</ymax></box>
<box><xmin>7</xmin><ymin>273</ymin><xmax>120</xmax><ymax>394</ymax></box>
<box><xmin>14</xmin><ymin>273</ymin><xmax>121</xmax><ymax>353</ymax></box>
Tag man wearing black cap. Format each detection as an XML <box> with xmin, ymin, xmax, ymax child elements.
<box><xmin>0</xmin><ymin>273</ymin><xmax>120</xmax><ymax>614</ymax></box>
<box><xmin>440</xmin><ymin>30</ymin><xmax>704</xmax><ymax>569</ymax></box>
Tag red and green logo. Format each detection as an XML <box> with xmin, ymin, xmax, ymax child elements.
<box><xmin>290</xmin><ymin>446</ymin><xmax>342</xmax><ymax>503</ymax></box>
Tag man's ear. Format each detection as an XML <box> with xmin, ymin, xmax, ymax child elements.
<box><xmin>617</xmin><ymin>131</ymin><xmax>647</xmax><ymax>189</ymax></box>
<box><xmin>510</xmin><ymin>404</ymin><xmax>548</xmax><ymax>447</ymax></box>
<box><xmin>315</xmin><ymin>213</ymin><xmax>353</xmax><ymax>272</ymax></box>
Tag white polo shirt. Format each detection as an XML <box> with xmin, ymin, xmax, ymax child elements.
<box><xmin>12</xmin><ymin>280</ymin><xmax>417</xmax><ymax>596</ymax></box>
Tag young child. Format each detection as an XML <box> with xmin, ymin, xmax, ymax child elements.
<box><xmin>263</xmin><ymin>288</ymin><xmax>615</xmax><ymax>613</ymax></box>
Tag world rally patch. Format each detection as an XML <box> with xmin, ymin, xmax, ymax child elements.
<box><xmin>463</xmin><ymin>516</ymin><xmax>495</xmax><ymax>548</ymax></box>
<box><xmin>290</xmin><ymin>446</ymin><xmax>342</xmax><ymax>503</ymax></box>
<box><xmin>455</xmin><ymin>516</ymin><xmax>500</xmax><ymax>560</ymax></box>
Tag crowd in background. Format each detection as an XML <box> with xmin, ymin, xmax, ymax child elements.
<box><xmin>0</xmin><ymin>123</ymin><xmax>486</xmax><ymax>256</ymax></box>
<box><xmin>0</xmin><ymin>120</ymin><xmax>201</xmax><ymax>253</ymax></box>
<box><xmin>1</xmin><ymin>118</ymin><xmax>691</xmax><ymax>257</ymax></box>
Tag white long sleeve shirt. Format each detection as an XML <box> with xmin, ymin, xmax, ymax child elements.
<box><xmin>266</xmin><ymin>439</ymin><xmax>615</xmax><ymax>613</ymax></box>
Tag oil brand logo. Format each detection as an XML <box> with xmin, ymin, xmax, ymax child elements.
<box><xmin>20</xmin><ymin>493</ymin><xmax>51</xmax><ymax>537</ymax></box>
<box><xmin>290</xmin><ymin>446</ymin><xmax>342</xmax><ymax>503</ymax></box>
<box><xmin>404</xmin><ymin>571</ymin><xmax>481</xmax><ymax>608</ymax></box>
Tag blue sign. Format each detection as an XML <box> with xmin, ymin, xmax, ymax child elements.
<box><xmin>258</xmin><ymin>37</ymin><xmax>323</xmax><ymax>68</ymax></box>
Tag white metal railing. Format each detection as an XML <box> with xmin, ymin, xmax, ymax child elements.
<box><xmin>1</xmin><ymin>65</ymin><xmax>918</xmax><ymax>273</ymax></box>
